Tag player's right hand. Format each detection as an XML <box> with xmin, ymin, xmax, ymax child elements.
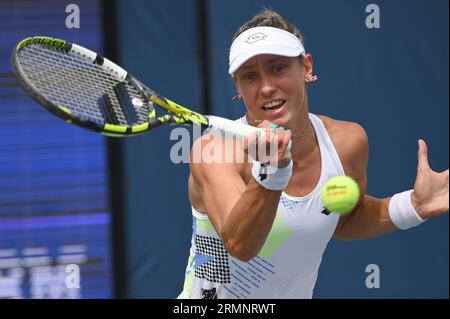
<box><xmin>242</xmin><ymin>120</ymin><xmax>292</xmax><ymax>168</ymax></box>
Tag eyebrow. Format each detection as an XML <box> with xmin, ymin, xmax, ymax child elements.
<box><xmin>240</xmin><ymin>57</ymin><xmax>285</xmax><ymax>70</ymax></box>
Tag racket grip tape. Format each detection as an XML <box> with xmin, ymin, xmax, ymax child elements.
<box><xmin>206</xmin><ymin>116</ymin><xmax>291</xmax><ymax>151</ymax></box>
<box><xmin>206</xmin><ymin>115</ymin><xmax>263</xmax><ymax>139</ymax></box>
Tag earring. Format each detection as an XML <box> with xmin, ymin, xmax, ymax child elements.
<box><xmin>305</xmin><ymin>74</ymin><xmax>318</xmax><ymax>83</ymax></box>
<box><xmin>232</xmin><ymin>94</ymin><xmax>242</xmax><ymax>101</ymax></box>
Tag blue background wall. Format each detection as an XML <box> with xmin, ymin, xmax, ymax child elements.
<box><xmin>0</xmin><ymin>0</ymin><xmax>114</xmax><ymax>299</ymax></box>
<box><xmin>116</xmin><ymin>0</ymin><xmax>448</xmax><ymax>298</ymax></box>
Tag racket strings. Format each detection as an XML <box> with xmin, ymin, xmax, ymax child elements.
<box><xmin>17</xmin><ymin>45</ymin><xmax>151</xmax><ymax>127</ymax></box>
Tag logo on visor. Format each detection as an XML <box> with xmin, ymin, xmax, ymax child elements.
<box><xmin>245</xmin><ymin>32</ymin><xmax>268</xmax><ymax>44</ymax></box>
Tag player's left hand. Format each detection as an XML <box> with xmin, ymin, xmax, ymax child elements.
<box><xmin>411</xmin><ymin>139</ymin><xmax>449</xmax><ymax>218</ymax></box>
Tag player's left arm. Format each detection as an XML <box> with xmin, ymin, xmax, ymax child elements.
<box><xmin>331</xmin><ymin>122</ymin><xmax>449</xmax><ymax>241</ymax></box>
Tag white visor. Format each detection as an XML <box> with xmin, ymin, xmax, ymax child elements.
<box><xmin>229</xmin><ymin>26</ymin><xmax>305</xmax><ymax>75</ymax></box>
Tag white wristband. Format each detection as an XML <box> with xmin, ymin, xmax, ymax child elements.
<box><xmin>388</xmin><ymin>190</ymin><xmax>427</xmax><ymax>230</ymax></box>
<box><xmin>251</xmin><ymin>160</ymin><xmax>293</xmax><ymax>191</ymax></box>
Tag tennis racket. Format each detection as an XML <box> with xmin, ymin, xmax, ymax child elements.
<box><xmin>11</xmin><ymin>36</ymin><xmax>263</xmax><ymax>139</ymax></box>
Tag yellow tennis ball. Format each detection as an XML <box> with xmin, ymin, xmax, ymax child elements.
<box><xmin>321</xmin><ymin>176</ymin><xmax>360</xmax><ymax>214</ymax></box>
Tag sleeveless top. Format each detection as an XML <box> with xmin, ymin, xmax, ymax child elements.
<box><xmin>179</xmin><ymin>113</ymin><xmax>345</xmax><ymax>299</ymax></box>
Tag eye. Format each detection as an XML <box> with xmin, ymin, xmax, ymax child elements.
<box><xmin>241</xmin><ymin>72</ymin><xmax>255</xmax><ymax>82</ymax></box>
<box><xmin>272</xmin><ymin>64</ymin><xmax>286</xmax><ymax>73</ymax></box>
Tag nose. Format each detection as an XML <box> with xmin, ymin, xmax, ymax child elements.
<box><xmin>259</xmin><ymin>72</ymin><xmax>276</xmax><ymax>97</ymax></box>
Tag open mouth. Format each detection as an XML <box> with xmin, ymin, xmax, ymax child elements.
<box><xmin>262</xmin><ymin>100</ymin><xmax>286</xmax><ymax>113</ymax></box>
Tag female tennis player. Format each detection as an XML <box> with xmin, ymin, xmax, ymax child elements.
<box><xmin>178</xmin><ymin>10</ymin><xmax>449</xmax><ymax>299</ymax></box>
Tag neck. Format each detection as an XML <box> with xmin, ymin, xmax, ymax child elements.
<box><xmin>290</xmin><ymin>107</ymin><xmax>317</xmax><ymax>161</ymax></box>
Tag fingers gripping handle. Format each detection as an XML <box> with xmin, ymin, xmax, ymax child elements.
<box><xmin>206</xmin><ymin>116</ymin><xmax>292</xmax><ymax>150</ymax></box>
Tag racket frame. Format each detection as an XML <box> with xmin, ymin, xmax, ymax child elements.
<box><xmin>12</xmin><ymin>36</ymin><xmax>266</xmax><ymax>142</ymax></box>
<box><xmin>12</xmin><ymin>36</ymin><xmax>210</xmax><ymax>137</ymax></box>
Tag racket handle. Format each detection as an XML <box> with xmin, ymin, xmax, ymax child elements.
<box><xmin>206</xmin><ymin>116</ymin><xmax>292</xmax><ymax>151</ymax></box>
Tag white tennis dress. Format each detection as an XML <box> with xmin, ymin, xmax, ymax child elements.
<box><xmin>179</xmin><ymin>113</ymin><xmax>345</xmax><ymax>299</ymax></box>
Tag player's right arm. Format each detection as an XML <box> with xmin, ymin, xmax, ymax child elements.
<box><xmin>189</xmin><ymin>132</ymin><xmax>286</xmax><ymax>261</ymax></box>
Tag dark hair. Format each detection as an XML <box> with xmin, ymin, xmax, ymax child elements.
<box><xmin>232</xmin><ymin>9</ymin><xmax>304</xmax><ymax>44</ymax></box>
